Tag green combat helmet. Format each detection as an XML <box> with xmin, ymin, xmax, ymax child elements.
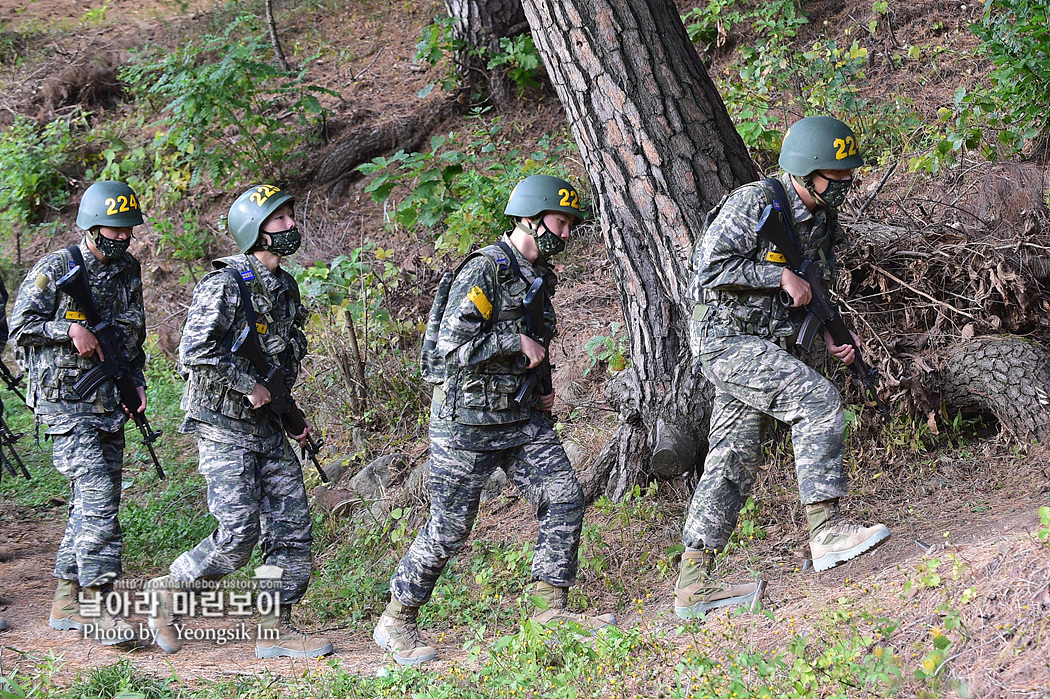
<box><xmin>778</xmin><ymin>116</ymin><xmax>864</xmax><ymax>177</ymax></box>
<box><xmin>505</xmin><ymin>175</ymin><xmax>583</xmax><ymax>258</ymax></box>
<box><xmin>505</xmin><ymin>174</ymin><xmax>584</xmax><ymax>224</ymax></box>
<box><xmin>76</xmin><ymin>181</ymin><xmax>144</xmax><ymax>230</ymax></box>
<box><xmin>228</xmin><ymin>185</ymin><xmax>294</xmax><ymax>253</ymax></box>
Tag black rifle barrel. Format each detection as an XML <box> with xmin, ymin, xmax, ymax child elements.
<box><xmin>231</xmin><ymin>326</ymin><xmax>329</xmax><ymax>484</ymax></box>
<box><xmin>756</xmin><ymin>204</ymin><xmax>889</xmax><ymax>415</ymax></box>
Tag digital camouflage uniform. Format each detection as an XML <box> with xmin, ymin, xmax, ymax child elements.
<box><xmin>169</xmin><ymin>254</ymin><xmax>313</xmax><ymax>605</ymax></box>
<box><xmin>684</xmin><ymin>173</ymin><xmax>849</xmax><ymax>551</ymax></box>
<box><xmin>389</xmin><ymin>233</ymin><xmax>585</xmax><ymax>608</ymax></box>
<box><xmin>10</xmin><ymin>239</ymin><xmax>146</xmax><ymax>587</ymax></box>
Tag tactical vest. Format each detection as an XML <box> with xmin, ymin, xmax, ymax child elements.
<box><xmin>690</xmin><ymin>177</ymin><xmax>839</xmax><ymax>341</ymax></box>
<box><xmin>24</xmin><ymin>245</ymin><xmax>143</xmax><ymax>416</ymax></box>
<box><xmin>430</xmin><ymin>243</ymin><xmax>538</xmax><ymax>426</ymax></box>
<box><xmin>180</xmin><ymin>255</ymin><xmax>306</xmax><ymax>427</ymax></box>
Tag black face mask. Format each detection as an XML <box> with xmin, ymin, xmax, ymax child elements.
<box><xmin>264</xmin><ymin>226</ymin><xmax>302</xmax><ymax>257</ymax></box>
<box><xmin>92</xmin><ymin>230</ymin><xmax>130</xmax><ymax>259</ymax></box>
<box><xmin>814</xmin><ymin>175</ymin><xmax>853</xmax><ymax>210</ymax></box>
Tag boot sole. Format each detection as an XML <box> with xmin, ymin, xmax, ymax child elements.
<box><xmin>146</xmin><ymin>616</ymin><xmax>183</xmax><ymax>654</ymax></box>
<box><xmin>52</xmin><ymin>617</ymin><xmax>136</xmax><ymax>646</ymax></box>
<box><xmin>812</xmin><ymin>526</ymin><xmax>891</xmax><ymax>572</ymax></box>
<box><xmin>256</xmin><ymin>641</ymin><xmax>334</xmax><ymax>659</ymax></box>
<box><xmin>674</xmin><ymin>589</ymin><xmax>758</xmax><ymax>619</ymax></box>
<box><xmin>49</xmin><ymin>617</ymin><xmax>85</xmax><ymax>632</ymax></box>
<box><xmin>372</xmin><ymin>627</ymin><xmax>436</xmax><ymax>666</ymax></box>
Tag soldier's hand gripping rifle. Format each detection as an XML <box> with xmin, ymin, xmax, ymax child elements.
<box><xmin>514</xmin><ymin>278</ymin><xmax>555</xmax><ymax>410</ymax></box>
<box><xmin>230</xmin><ymin>325</ymin><xmax>329</xmax><ymax>484</ymax></box>
<box><xmin>0</xmin><ymin>407</ymin><xmax>31</xmax><ymax>481</ymax></box>
<box><xmin>0</xmin><ymin>359</ymin><xmax>27</xmax><ymax>405</ymax></box>
<box><xmin>756</xmin><ymin>204</ymin><xmax>889</xmax><ymax>415</ymax></box>
<box><xmin>55</xmin><ymin>265</ymin><xmax>165</xmax><ymax>478</ymax></box>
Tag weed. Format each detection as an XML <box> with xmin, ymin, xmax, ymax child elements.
<box><xmin>121</xmin><ymin>14</ymin><xmax>333</xmax><ymax>187</ymax></box>
<box><xmin>0</xmin><ymin>114</ymin><xmax>84</xmax><ymax>265</ymax></box>
<box><xmin>583</xmin><ymin>322</ymin><xmax>629</xmax><ymax>375</ymax></box>
<box><xmin>414</xmin><ymin>15</ymin><xmax>463</xmax><ymax>98</ymax></box>
<box><xmin>487</xmin><ymin>35</ymin><xmax>543</xmax><ymax>94</ymax></box>
<box><xmin>1037</xmin><ymin>506</ymin><xmax>1050</xmax><ymax>546</ymax></box>
<box><xmin>358</xmin><ymin>112</ymin><xmax>577</xmax><ymax>260</ymax></box>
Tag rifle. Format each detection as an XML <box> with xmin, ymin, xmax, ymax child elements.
<box><xmin>230</xmin><ymin>325</ymin><xmax>329</xmax><ymax>483</ymax></box>
<box><xmin>513</xmin><ymin>277</ymin><xmax>555</xmax><ymax>409</ymax></box>
<box><xmin>0</xmin><ymin>412</ymin><xmax>30</xmax><ymax>480</ymax></box>
<box><xmin>0</xmin><ymin>359</ymin><xmax>27</xmax><ymax>405</ymax></box>
<box><xmin>756</xmin><ymin>203</ymin><xmax>889</xmax><ymax>415</ymax></box>
<box><xmin>54</xmin><ymin>263</ymin><xmax>165</xmax><ymax>479</ymax></box>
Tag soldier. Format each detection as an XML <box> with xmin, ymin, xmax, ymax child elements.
<box><xmin>677</xmin><ymin>116</ymin><xmax>891</xmax><ymax>618</ymax></box>
<box><xmin>10</xmin><ymin>181</ymin><xmax>147</xmax><ymax>644</ymax></box>
<box><xmin>1</xmin><ymin>273</ymin><xmax>9</xmax><ymax>633</ymax></box>
<box><xmin>372</xmin><ymin>174</ymin><xmax>616</xmax><ymax>666</ymax></box>
<box><xmin>145</xmin><ymin>185</ymin><xmax>332</xmax><ymax>659</ymax></box>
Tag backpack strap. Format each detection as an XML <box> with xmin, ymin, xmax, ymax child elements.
<box><xmin>222</xmin><ymin>267</ymin><xmax>258</xmax><ymax>337</ymax></box>
<box><xmin>758</xmin><ymin>176</ymin><xmax>800</xmax><ymax>243</ymax></box>
<box><xmin>65</xmin><ymin>244</ymin><xmax>86</xmax><ymax>272</ymax></box>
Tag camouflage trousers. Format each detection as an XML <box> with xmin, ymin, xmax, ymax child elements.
<box><xmin>390</xmin><ymin>421</ymin><xmax>584</xmax><ymax>608</ymax></box>
<box><xmin>683</xmin><ymin>333</ymin><xmax>848</xmax><ymax>550</ymax></box>
<box><xmin>169</xmin><ymin>432</ymin><xmax>313</xmax><ymax>605</ymax></box>
<box><xmin>51</xmin><ymin>420</ymin><xmax>125</xmax><ymax>587</ymax></box>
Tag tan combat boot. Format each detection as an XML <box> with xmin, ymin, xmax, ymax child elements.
<box><xmin>530</xmin><ymin>581</ymin><xmax>616</xmax><ymax>631</ymax></box>
<box><xmin>256</xmin><ymin>605</ymin><xmax>334</xmax><ymax>659</ymax></box>
<box><xmin>372</xmin><ymin>598</ymin><xmax>437</xmax><ymax>666</ymax></box>
<box><xmin>674</xmin><ymin>550</ymin><xmax>761</xmax><ymax>619</ymax></box>
<box><xmin>807</xmin><ymin>500</ymin><xmax>890</xmax><ymax>572</ymax></box>
<box><xmin>145</xmin><ymin>575</ymin><xmax>183</xmax><ymax>654</ymax></box>
<box><xmin>49</xmin><ymin>580</ymin><xmax>135</xmax><ymax>645</ymax></box>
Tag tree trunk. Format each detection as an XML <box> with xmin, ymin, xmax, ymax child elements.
<box><xmin>520</xmin><ymin>0</ymin><xmax>758</xmax><ymax>499</ymax></box>
<box><xmin>443</xmin><ymin>0</ymin><xmax>529</xmax><ymax>109</ymax></box>
<box><xmin>941</xmin><ymin>336</ymin><xmax>1050</xmax><ymax>441</ymax></box>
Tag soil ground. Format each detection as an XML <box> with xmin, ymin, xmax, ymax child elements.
<box><xmin>1</xmin><ymin>0</ymin><xmax>1049</xmax><ymax>695</ymax></box>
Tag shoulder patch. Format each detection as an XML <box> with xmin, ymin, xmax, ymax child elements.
<box><xmin>467</xmin><ymin>285</ymin><xmax>493</xmax><ymax>320</ymax></box>
<box><xmin>35</xmin><ymin>273</ymin><xmax>50</xmax><ymax>290</ymax></box>
<box><xmin>240</xmin><ymin>269</ymin><xmax>255</xmax><ymax>282</ymax></box>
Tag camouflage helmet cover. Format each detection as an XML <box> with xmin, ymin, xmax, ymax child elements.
<box><xmin>505</xmin><ymin>174</ymin><xmax>583</xmax><ymax>223</ymax></box>
<box><xmin>778</xmin><ymin>116</ymin><xmax>864</xmax><ymax>177</ymax></box>
<box><xmin>227</xmin><ymin>185</ymin><xmax>295</xmax><ymax>253</ymax></box>
<box><xmin>76</xmin><ymin>180</ymin><xmax>144</xmax><ymax>230</ymax></box>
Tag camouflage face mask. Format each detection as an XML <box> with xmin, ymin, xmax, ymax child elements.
<box><xmin>533</xmin><ymin>222</ymin><xmax>566</xmax><ymax>259</ymax></box>
<box><xmin>810</xmin><ymin>174</ymin><xmax>853</xmax><ymax>211</ymax></box>
<box><xmin>264</xmin><ymin>226</ymin><xmax>302</xmax><ymax>257</ymax></box>
<box><xmin>91</xmin><ymin>229</ymin><xmax>130</xmax><ymax>259</ymax></box>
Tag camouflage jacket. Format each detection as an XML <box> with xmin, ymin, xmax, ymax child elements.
<box><xmin>0</xmin><ymin>274</ymin><xmax>8</xmax><ymax>352</ymax></box>
<box><xmin>431</xmin><ymin>233</ymin><xmax>557</xmax><ymax>448</ymax></box>
<box><xmin>9</xmin><ymin>238</ymin><xmax>146</xmax><ymax>422</ymax></box>
<box><xmin>689</xmin><ymin>173</ymin><xmax>844</xmax><ymax>341</ymax></box>
<box><xmin>178</xmin><ymin>254</ymin><xmax>307</xmax><ymax>440</ymax></box>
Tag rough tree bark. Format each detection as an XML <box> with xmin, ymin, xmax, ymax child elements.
<box><xmin>444</xmin><ymin>0</ymin><xmax>530</xmax><ymax>109</ymax></box>
<box><xmin>940</xmin><ymin>336</ymin><xmax>1050</xmax><ymax>441</ymax></box>
<box><xmin>520</xmin><ymin>0</ymin><xmax>758</xmax><ymax>499</ymax></box>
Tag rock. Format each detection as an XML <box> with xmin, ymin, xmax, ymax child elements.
<box><xmin>311</xmin><ymin>485</ymin><xmax>358</xmax><ymax>517</ymax></box>
<box><xmin>321</xmin><ymin>456</ymin><xmax>356</xmax><ymax>485</ymax></box>
<box><xmin>350</xmin><ymin>453</ymin><xmax>408</xmax><ymax>500</ymax></box>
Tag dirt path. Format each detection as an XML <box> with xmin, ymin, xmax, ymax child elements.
<box><xmin>2</xmin><ymin>485</ymin><xmax>1047</xmax><ymax>690</ymax></box>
